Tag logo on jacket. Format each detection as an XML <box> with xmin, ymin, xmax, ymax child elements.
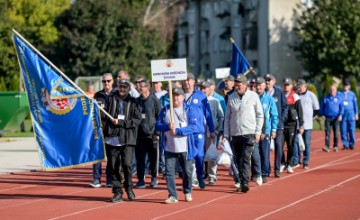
<box><xmin>263</xmin><ymin>103</ymin><xmax>268</xmax><ymax>109</ymax></box>
<box><xmin>41</xmin><ymin>88</ymin><xmax>77</xmax><ymax>115</ymax></box>
<box><xmin>193</xmin><ymin>98</ymin><xmax>199</xmax><ymax>104</ymax></box>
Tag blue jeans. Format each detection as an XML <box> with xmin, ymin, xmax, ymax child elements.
<box><xmin>165</xmin><ymin>151</ymin><xmax>193</xmax><ymax>199</ymax></box>
<box><xmin>325</xmin><ymin>118</ymin><xmax>339</xmax><ymax>148</ymax></box>
<box><xmin>259</xmin><ymin>135</ymin><xmax>270</xmax><ymax>177</ymax></box>
<box><xmin>302</xmin><ymin>130</ymin><xmax>312</xmax><ymax>166</ymax></box>
<box><xmin>292</xmin><ymin>134</ymin><xmax>300</xmax><ymax>165</ymax></box>
<box><xmin>92</xmin><ymin>144</ymin><xmax>112</xmax><ymax>183</ymax></box>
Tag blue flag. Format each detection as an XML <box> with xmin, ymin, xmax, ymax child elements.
<box><xmin>230</xmin><ymin>41</ymin><xmax>252</xmax><ymax>76</ymax></box>
<box><xmin>13</xmin><ymin>33</ymin><xmax>105</xmax><ymax>170</ymax></box>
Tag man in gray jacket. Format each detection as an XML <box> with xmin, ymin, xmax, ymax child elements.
<box><xmin>224</xmin><ymin>74</ymin><xmax>264</xmax><ymax>193</ymax></box>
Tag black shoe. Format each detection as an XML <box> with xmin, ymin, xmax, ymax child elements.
<box><xmin>349</xmin><ymin>145</ymin><xmax>354</xmax><ymax>150</ymax></box>
<box><xmin>275</xmin><ymin>170</ymin><xmax>281</xmax><ymax>178</ymax></box>
<box><xmin>240</xmin><ymin>184</ymin><xmax>249</xmax><ymax>193</ymax></box>
<box><xmin>126</xmin><ymin>189</ymin><xmax>135</xmax><ymax>201</ymax></box>
<box><xmin>134</xmin><ymin>180</ymin><xmax>146</xmax><ymax>189</ymax></box>
<box><xmin>112</xmin><ymin>193</ymin><xmax>123</xmax><ymax>203</ymax></box>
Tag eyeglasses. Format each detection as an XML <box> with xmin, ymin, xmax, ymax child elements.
<box><xmin>135</xmin><ymin>80</ymin><xmax>146</xmax><ymax>84</ymax></box>
<box><xmin>102</xmin><ymin>79</ymin><xmax>112</xmax><ymax>83</ymax></box>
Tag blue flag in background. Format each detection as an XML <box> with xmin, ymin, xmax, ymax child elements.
<box><xmin>13</xmin><ymin>33</ymin><xmax>105</xmax><ymax>170</ymax></box>
<box><xmin>230</xmin><ymin>41</ymin><xmax>252</xmax><ymax>76</ymax></box>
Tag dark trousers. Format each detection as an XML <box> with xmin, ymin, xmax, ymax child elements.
<box><xmin>232</xmin><ymin>135</ymin><xmax>256</xmax><ymax>186</ymax></box>
<box><xmin>282</xmin><ymin>127</ymin><xmax>296</xmax><ymax>166</ymax></box>
<box><xmin>136</xmin><ymin>138</ymin><xmax>158</xmax><ymax>180</ymax></box>
<box><xmin>92</xmin><ymin>144</ymin><xmax>112</xmax><ymax>183</ymax></box>
<box><xmin>325</xmin><ymin>118</ymin><xmax>339</xmax><ymax>148</ymax></box>
<box><xmin>274</xmin><ymin>129</ymin><xmax>285</xmax><ymax>172</ymax></box>
<box><xmin>108</xmin><ymin>145</ymin><xmax>133</xmax><ymax>195</ymax></box>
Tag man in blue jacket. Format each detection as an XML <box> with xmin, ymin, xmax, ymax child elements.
<box><xmin>321</xmin><ymin>85</ymin><xmax>344</xmax><ymax>152</ymax></box>
<box><xmin>183</xmin><ymin>73</ymin><xmax>215</xmax><ymax>189</ymax></box>
<box><xmin>265</xmin><ymin>74</ymin><xmax>288</xmax><ymax>178</ymax></box>
<box><xmin>156</xmin><ymin>88</ymin><xmax>198</xmax><ymax>204</ymax></box>
<box><xmin>339</xmin><ymin>81</ymin><xmax>358</xmax><ymax>150</ymax></box>
<box><xmin>255</xmin><ymin>77</ymin><xmax>278</xmax><ymax>183</ymax></box>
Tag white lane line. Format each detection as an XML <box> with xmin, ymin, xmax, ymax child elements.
<box><xmin>150</xmin><ymin>153</ymin><xmax>360</xmax><ymax>220</ymax></box>
<box><xmin>150</xmin><ymin>193</ymin><xmax>234</xmax><ymax>220</ymax></box>
<box><xmin>0</xmin><ymin>185</ymin><xmax>34</xmax><ymax>193</ymax></box>
<box><xmin>49</xmin><ymin>191</ymin><xmax>165</xmax><ymax>220</ymax></box>
<box><xmin>254</xmin><ymin>174</ymin><xmax>360</xmax><ymax>220</ymax></box>
<box><xmin>266</xmin><ymin>152</ymin><xmax>360</xmax><ymax>185</ymax></box>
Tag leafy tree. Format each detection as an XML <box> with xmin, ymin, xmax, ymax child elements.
<box><xmin>0</xmin><ymin>0</ymin><xmax>70</xmax><ymax>90</ymax></box>
<box><xmin>293</xmin><ymin>0</ymin><xmax>360</xmax><ymax>81</ymax></box>
<box><xmin>322</xmin><ymin>74</ymin><xmax>333</xmax><ymax>98</ymax></box>
<box><xmin>52</xmin><ymin>0</ymin><xmax>169</xmax><ymax>80</ymax></box>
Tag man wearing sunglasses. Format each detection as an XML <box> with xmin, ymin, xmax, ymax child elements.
<box><xmin>89</xmin><ymin>73</ymin><xmax>115</xmax><ymax>188</ymax></box>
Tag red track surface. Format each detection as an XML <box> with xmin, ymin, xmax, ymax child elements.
<box><xmin>1</xmin><ymin>131</ymin><xmax>360</xmax><ymax>220</ymax></box>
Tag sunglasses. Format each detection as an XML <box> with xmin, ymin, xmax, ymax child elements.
<box><xmin>135</xmin><ymin>80</ymin><xmax>146</xmax><ymax>84</ymax></box>
<box><xmin>102</xmin><ymin>79</ymin><xmax>112</xmax><ymax>83</ymax></box>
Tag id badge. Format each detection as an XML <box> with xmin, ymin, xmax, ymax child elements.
<box><xmin>118</xmin><ymin>114</ymin><xmax>125</xmax><ymax>120</ymax></box>
<box><xmin>344</xmin><ymin>101</ymin><xmax>348</xmax><ymax>106</ymax></box>
<box><xmin>141</xmin><ymin>113</ymin><xmax>146</xmax><ymax>119</ymax></box>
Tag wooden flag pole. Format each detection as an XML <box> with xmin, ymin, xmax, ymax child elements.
<box><xmin>168</xmin><ymin>80</ymin><xmax>174</xmax><ymax>123</ymax></box>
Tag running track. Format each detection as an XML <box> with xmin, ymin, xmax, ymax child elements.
<box><xmin>0</xmin><ymin>131</ymin><xmax>359</xmax><ymax>219</ymax></box>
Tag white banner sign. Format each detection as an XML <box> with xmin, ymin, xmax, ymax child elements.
<box><xmin>151</xmin><ymin>58</ymin><xmax>187</xmax><ymax>82</ymax></box>
<box><xmin>215</xmin><ymin>67</ymin><xmax>230</xmax><ymax>79</ymax></box>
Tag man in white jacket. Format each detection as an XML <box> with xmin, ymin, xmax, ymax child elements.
<box><xmin>224</xmin><ymin>74</ymin><xmax>264</xmax><ymax>193</ymax></box>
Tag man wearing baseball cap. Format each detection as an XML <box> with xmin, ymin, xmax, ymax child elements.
<box><xmin>156</xmin><ymin>87</ymin><xmax>198</xmax><ymax>203</ymax></box>
<box><xmin>104</xmin><ymin>79</ymin><xmax>142</xmax><ymax>202</ymax></box>
<box><xmin>294</xmin><ymin>79</ymin><xmax>319</xmax><ymax>169</ymax></box>
<box><xmin>254</xmin><ymin>77</ymin><xmax>278</xmax><ymax>183</ymax></box>
<box><xmin>281</xmin><ymin>78</ymin><xmax>304</xmax><ymax>174</ymax></box>
<box><xmin>200</xmin><ymin>80</ymin><xmax>224</xmax><ymax>185</ymax></box>
<box><xmin>339</xmin><ymin>81</ymin><xmax>359</xmax><ymax>150</ymax></box>
<box><xmin>224</xmin><ymin>74</ymin><xmax>264</xmax><ymax>193</ymax></box>
<box><xmin>182</xmin><ymin>73</ymin><xmax>215</xmax><ymax>189</ymax></box>
<box><xmin>265</xmin><ymin>73</ymin><xmax>288</xmax><ymax>177</ymax></box>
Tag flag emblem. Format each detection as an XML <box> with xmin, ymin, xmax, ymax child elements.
<box><xmin>41</xmin><ymin>88</ymin><xmax>77</xmax><ymax>115</ymax></box>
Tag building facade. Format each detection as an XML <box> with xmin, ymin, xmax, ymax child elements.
<box><xmin>177</xmin><ymin>0</ymin><xmax>303</xmax><ymax>82</ymax></box>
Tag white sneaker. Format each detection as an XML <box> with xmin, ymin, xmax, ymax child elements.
<box><xmin>287</xmin><ymin>165</ymin><xmax>294</xmax><ymax>173</ymax></box>
<box><xmin>255</xmin><ymin>176</ymin><xmax>263</xmax><ymax>186</ymax></box>
<box><xmin>291</xmin><ymin>164</ymin><xmax>300</xmax><ymax>169</ymax></box>
<box><xmin>280</xmin><ymin>165</ymin><xmax>286</xmax><ymax>173</ymax></box>
<box><xmin>192</xmin><ymin>179</ymin><xmax>199</xmax><ymax>187</ymax></box>
<box><xmin>165</xmin><ymin>196</ymin><xmax>178</xmax><ymax>204</ymax></box>
<box><xmin>185</xmin><ymin>193</ymin><xmax>192</xmax><ymax>202</ymax></box>
<box><xmin>234</xmin><ymin>182</ymin><xmax>240</xmax><ymax>189</ymax></box>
